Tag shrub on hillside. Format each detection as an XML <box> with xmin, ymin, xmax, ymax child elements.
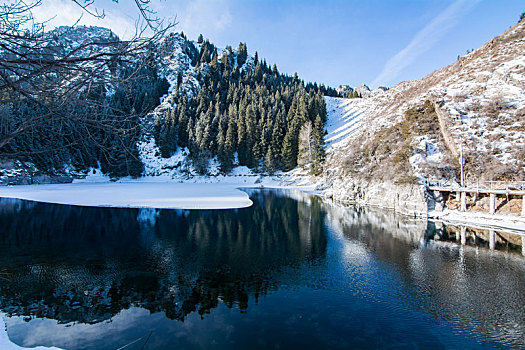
<box><xmin>342</xmin><ymin>100</ymin><xmax>456</xmax><ymax>183</ymax></box>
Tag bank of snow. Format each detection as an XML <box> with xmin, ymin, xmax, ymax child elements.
<box><xmin>428</xmin><ymin>209</ymin><xmax>525</xmax><ymax>233</ymax></box>
<box><xmin>0</xmin><ymin>182</ymin><xmax>252</xmax><ymax>210</ymax></box>
<box><xmin>0</xmin><ymin>169</ymin><xmax>319</xmax><ymax>210</ymax></box>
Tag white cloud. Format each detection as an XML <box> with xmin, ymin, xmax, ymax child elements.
<box><xmin>371</xmin><ymin>0</ymin><xmax>479</xmax><ymax>88</ymax></box>
<box><xmin>26</xmin><ymin>0</ymin><xmax>233</xmax><ymax>42</ymax></box>
<box><xmin>166</xmin><ymin>0</ymin><xmax>233</xmax><ymax>41</ymax></box>
<box><xmin>31</xmin><ymin>0</ymin><xmax>137</xmax><ymax>39</ymax></box>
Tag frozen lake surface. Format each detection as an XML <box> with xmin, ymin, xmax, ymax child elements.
<box><xmin>0</xmin><ymin>182</ymin><xmax>253</xmax><ymax>209</ymax></box>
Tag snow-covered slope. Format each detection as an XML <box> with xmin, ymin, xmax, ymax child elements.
<box><xmin>325</xmin><ymin>19</ymin><xmax>525</xmax><ymax>183</ymax></box>
<box><xmin>324</xmin><ymin>97</ymin><xmax>365</xmax><ymax>150</ymax></box>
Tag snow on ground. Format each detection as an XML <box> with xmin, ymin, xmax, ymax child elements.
<box><xmin>136</xmin><ymin>138</ymin><xmax>189</xmax><ymax>177</ymax></box>
<box><xmin>0</xmin><ymin>171</ymin><xmax>318</xmax><ymax>210</ymax></box>
<box><xmin>428</xmin><ymin>209</ymin><xmax>525</xmax><ymax>233</ymax></box>
<box><xmin>324</xmin><ymin>97</ymin><xmax>366</xmax><ymax>150</ymax></box>
<box><xmin>0</xmin><ymin>182</ymin><xmax>251</xmax><ymax>210</ymax></box>
<box><xmin>73</xmin><ymin>166</ymin><xmax>110</xmax><ymax>183</ymax></box>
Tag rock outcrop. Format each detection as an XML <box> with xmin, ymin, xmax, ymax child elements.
<box><xmin>323</xmin><ymin>178</ymin><xmax>427</xmax><ymax>216</ymax></box>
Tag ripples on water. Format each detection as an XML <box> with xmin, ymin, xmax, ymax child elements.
<box><xmin>0</xmin><ymin>190</ymin><xmax>524</xmax><ymax>349</ymax></box>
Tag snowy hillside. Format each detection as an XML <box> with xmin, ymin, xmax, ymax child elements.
<box><xmin>325</xmin><ymin>19</ymin><xmax>525</xmax><ymax>183</ymax></box>
<box><xmin>1</xmin><ymin>25</ymin><xmax>327</xmax><ymax>184</ymax></box>
<box><xmin>135</xmin><ymin>32</ymin><xmax>327</xmax><ymax>179</ymax></box>
<box><xmin>138</xmin><ymin>33</ymin><xmax>251</xmax><ymax>178</ymax></box>
<box><xmin>324</xmin><ymin>97</ymin><xmax>364</xmax><ymax>150</ymax></box>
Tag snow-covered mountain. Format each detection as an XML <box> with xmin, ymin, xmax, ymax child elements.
<box><xmin>2</xmin><ymin>25</ymin><xmax>326</xmax><ymax>183</ymax></box>
<box><xmin>323</xmin><ymin>19</ymin><xmax>524</xmax><ymax>211</ymax></box>
<box><xmin>325</xmin><ymin>19</ymin><xmax>524</xmax><ymax>182</ymax></box>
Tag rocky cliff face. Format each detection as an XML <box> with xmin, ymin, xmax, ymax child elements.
<box><xmin>323</xmin><ymin>177</ymin><xmax>428</xmax><ymax>215</ymax></box>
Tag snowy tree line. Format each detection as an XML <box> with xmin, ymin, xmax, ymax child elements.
<box><xmin>1</xmin><ymin>25</ymin><xmax>328</xmax><ymax>178</ymax></box>
<box><xmin>153</xmin><ymin>40</ymin><xmax>327</xmax><ymax>175</ymax></box>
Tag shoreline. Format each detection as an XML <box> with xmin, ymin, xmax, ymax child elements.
<box><xmin>428</xmin><ymin>209</ymin><xmax>525</xmax><ymax>234</ymax></box>
<box><xmin>0</xmin><ymin>174</ymin><xmax>319</xmax><ymax>210</ymax></box>
<box><xmin>1</xmin><ymin>177</ymin><xmax>523</xmax><ymax>233</ymax></box>
<box><xmin>325</xmin><ymin>196</ymin><xmax>525</xmax><ymax>234</ymax></box>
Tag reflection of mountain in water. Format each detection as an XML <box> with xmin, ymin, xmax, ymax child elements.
<box><xmin>2</xmin><ymin>191</ymin><xmax>525</xmax><ymax>349</ymax></box>
<box><xmin>0</xmin><ymin>191</ymin><xmax>327</xmax><ymax>324</ymax></box>
<box><xmin>325</xmin><ymin>202</ymin><xmax>525</xmax><ymax>349</ymax></box>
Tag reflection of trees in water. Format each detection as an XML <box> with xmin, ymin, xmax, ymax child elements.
<box><xmin>0</xmin><ymin>191</ymin><xmax>327</xmax><ymax>324</ymax></box>
<box><xmin>328</xmin><ymin>203</ymin><xmax>525</xmax><ymax>349</ymax></box>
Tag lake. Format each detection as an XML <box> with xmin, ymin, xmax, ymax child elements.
<box><xmin>0</xmin><ymin>189</ymin><xmax>524</xmax><ymax>349</ymax></box>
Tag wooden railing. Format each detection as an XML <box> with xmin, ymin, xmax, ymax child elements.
<box><xmin>427</xmin><ymin>180</ymin><xmax>525</xmax><ymax>191</ymax></box>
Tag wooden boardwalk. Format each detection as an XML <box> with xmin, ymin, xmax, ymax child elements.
<box><xmin>427</xmin><ymin>180</ymin><xmax>525</xmax><ymax>216</ymax></box>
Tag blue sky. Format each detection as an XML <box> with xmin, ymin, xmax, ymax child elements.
<box><xmin>34</xmin><ymin>0</ymin><xmax>524</xmax><ymax>88</ymax></box>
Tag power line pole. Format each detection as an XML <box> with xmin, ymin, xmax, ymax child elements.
<box><xmin>460</xmin><ymin>135</ymin><xmax>464</xmax><ymax>188</ymax></box>
<box><xmin>459</xmin><ymin>134</ymin><xmax>467</xmax><ymax>212</ymax></box>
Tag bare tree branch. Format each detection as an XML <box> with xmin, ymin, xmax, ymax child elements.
<box><xmin>0</xmin><ymin>0</ymin><xmax>174</xmax><ymax>166</ymax></box>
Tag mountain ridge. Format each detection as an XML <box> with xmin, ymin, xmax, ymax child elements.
<box><xmin>323</xmin><ymin>18</ymin><xmax>524</xmax><ymax>213</ymax></box>
<box><xmin>325</xmin><ymin>18</ymin><xmax>524</xmax><ymax>181</ymax></box>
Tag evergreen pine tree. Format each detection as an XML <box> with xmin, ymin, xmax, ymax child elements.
<box><xmin>310</xmin><ymin>114</ymin><xmax>326</xmax><ymax>176</ymax></box>
<box><xmin>297</xmin><ymin>121</ymin><xmax>313</xmax><ymax>171</ymax></box>
<box><xmin>264</xmin><ymin>147</ymin><xmax>276</xmax><ymax>174</ymax></box>
<box><xmin>237</xmin><ymin>42</ymin><xmax>248</xmax><ymax>67</ymax></box>
<box><xmin>281</xmin><ymin>129</ymin><xmax>297</xmax><ymax>171</ymax></box>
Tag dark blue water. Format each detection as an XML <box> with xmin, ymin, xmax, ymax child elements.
<box><xmin>0</xmin><ymin>189</ymin><xmax>524</xmax><ymax>349</ymax></box>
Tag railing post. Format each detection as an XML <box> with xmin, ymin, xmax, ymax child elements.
<box><xmin>489</xmin><ymin>193</ymin><xmax>496</xmax><ymax>214</ymax></box>
<box><xmin>461</xmin><ymin>226</ymin><xmax>466</xmax><ymax>245</ymax></box>
<box><xmin>461</xmin><ymin>191</ymin><xmax>467</xmax><ymax>212</ymax></box>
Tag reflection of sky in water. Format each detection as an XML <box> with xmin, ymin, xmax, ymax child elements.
<box><xmin>0</xmin><ymin>192</ymin><xmax>524</xmax><ymax>349</ymax></box>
